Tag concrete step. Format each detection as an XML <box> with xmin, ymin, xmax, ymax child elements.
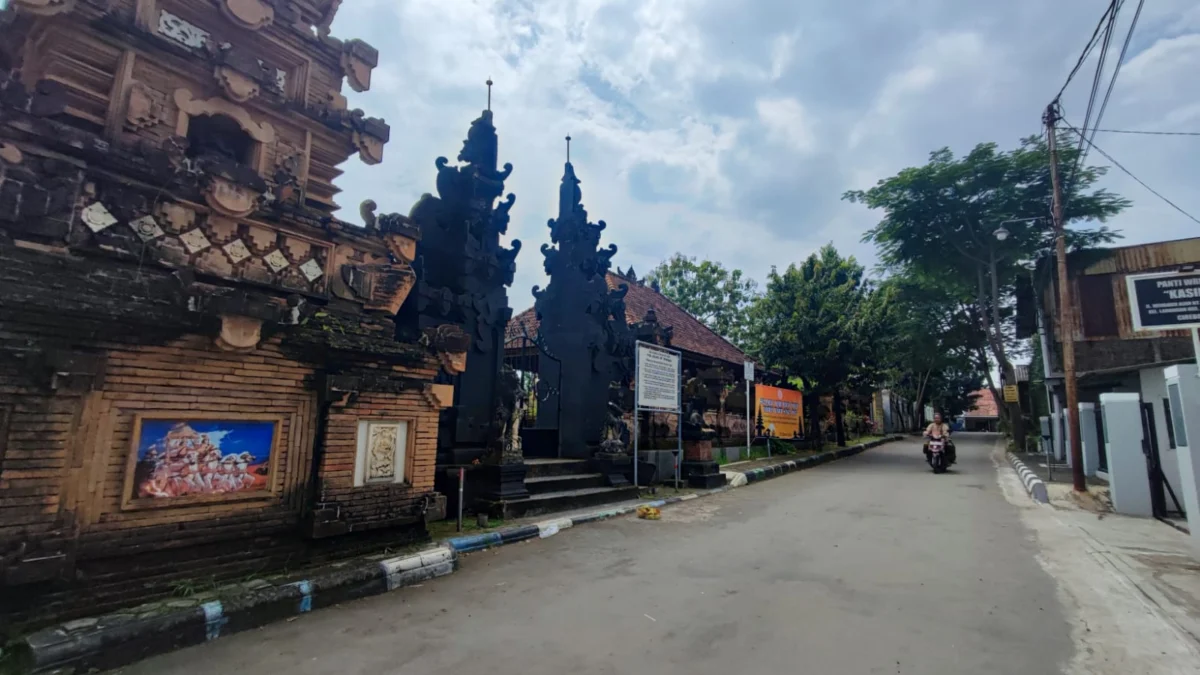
<box><xmin>524</xmin><ymin>472</ymin><xmax>608</xmax><ymax>494</ymax></box>
<box><xmin>523</xmin><ymin>458</ymin><xmax>592</xmax><ymax>479</ymax></box>
<box><xmin>499</xmin><ymin>485</ymin><xmax>641</xmax><ymax>519</ymax></box>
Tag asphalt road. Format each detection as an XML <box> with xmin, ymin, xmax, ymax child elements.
<box><xmin>117</xmin><ymin>434</ymin><xmax>1073</xmax><ymax>674</ymax></box>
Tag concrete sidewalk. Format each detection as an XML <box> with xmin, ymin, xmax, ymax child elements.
<box><xmin>996</xmin><ymin>446</ymin><xmax>1200</xmax><ymax>674</ymax></box>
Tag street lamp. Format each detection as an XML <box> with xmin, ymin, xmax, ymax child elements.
<box><xmin>994</xmin><ymin>225</ymin><xmax>1010</xmax><ymax>242</ymax></box>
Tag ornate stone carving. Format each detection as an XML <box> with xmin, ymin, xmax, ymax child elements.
<box><xmin>125</xmin><ymin>82</ymin><xmax>165</xmax><ymax>130</ymax></box>
<box><xmin>423</xmin><ymin>325</ymin><xmax>471</xmax><ymax>375</ymax></box>
<box><xmin>81</xmin><ymin>202</ymin><xmax>117</xmax><ymax>233</ymax></box>
<box><xmin>204</xmin><ymin>176</ymin><xmax>260</xmax><ymax>218</ymax></box>
<box><xmin>263</xmin><ymin>249</ymin><xmax>290</xmax><ymax>272</ymax></box>
<box><xmin>179</xmin><ymin>228</ymin><xmax>212</xmax><ymax>253</ymax></box>
<box><xmin>366</xmin><ymin>423</ymin><xmax>399</xmax><ymax>481</ymax></box>
<box><xmin>10</xmin><ymin>0</ymin><xmax>76</xmax><ymax>17</ymax></box>
<box><xmin>223</xmin><ymin>238</ymin><xmax>252</xmax><ymax>264</ymax></box>
<box><xmin>341</xmin><ymin>40</ymin><xmax>378</xmax><ymax>93</ymax></box>
<box><xmin>130</xmin><ymin>215</ymin><xmax>164</xmax><ymax>241</ymax></box>
<box><xmin>299</xmin><ymin>258</ymin><xmax>324</xmax><ymax>282</ymax></box>
<box><xmin>215</xmin><ymin>314</ymin><xmax>263</xmax><ymax>352</ymax></box>
<box><xmin>219</xmin><ymin>0</ymin><xmax>274</xmax><ymax>31</ymax></box>
<box><xmin>214</xmin><ymin>66</ymin><xmax>260</xmax><ymax>103</ymax></box>
<box><xmin>316</xmin><ymin>0</ymin><xmax>342</xmax><ymax>37</ymax></box>
<box><xmin>353</xmin><ymin>130</ymin><xmax>384</xmax><ymax>165</ymax></box>
<box><xmin>158</xmin><ymin>11</ymin><xmax>209</xmax><ymax>49</ymax></box>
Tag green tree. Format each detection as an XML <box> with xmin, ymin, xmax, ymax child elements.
<box><xmin>646</xmin><ymin>254</ymin><xmax>758</xmax><ymax>346</ymax></box>
<box><xmin>746</xmin><ymin>245</ymin><xmax>875</xmax><ymax>446</ymax></box>
<box><xmin>845</xmin><ymin>134</ymin><xmax>1128</xmax><ymax>448</ymax></box>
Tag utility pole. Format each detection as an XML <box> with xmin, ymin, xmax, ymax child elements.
<box><xmin>1045</xmin><ymin>103</ymin><xmax>1087</xmax><ymax>492</ymax></box>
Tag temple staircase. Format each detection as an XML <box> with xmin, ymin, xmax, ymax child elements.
<box><xmin>499</xmin><ymin>458</ymin><xmax>639</xmax><ymax>519</ymax></box>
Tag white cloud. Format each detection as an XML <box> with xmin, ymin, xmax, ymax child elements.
<box><xmin>756</xmin><ymin>97</ymin><xmax>817</xmax><ymax>153</ymax></box>
<box><xmin>328</xmin><ymin>1</ymin><xmax>1200</xmax><ymax>313</ymax></box>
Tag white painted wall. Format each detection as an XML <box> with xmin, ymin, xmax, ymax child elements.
<box><xmin>1139</xmin><ymin>367</ymin><xmax>1185</xmax><ymax>500</ymax></box>
<box><xmin>1101</xmin><ymin>393</ymin><xmax>1153</xmax><ymax>517</ymax></box>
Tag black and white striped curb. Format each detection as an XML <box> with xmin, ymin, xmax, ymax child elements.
<box><xmin>722</xmin><ymin>436</ymin><xmax>903</xmax><ymax>486</ymax></box>
<box><xmin>1008</xmin><ymin>453</ymin><xmax>1050</xmax><ymax>504</ymax></box>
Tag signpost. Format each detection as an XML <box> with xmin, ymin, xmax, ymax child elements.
<box><xmin>1126</xmin><ymin>269</ymin><xmax>1200</xmax><ymax>364</ymax></box>
<box><xmin>633</xmin><ymin>342</ymin><xmax>683</xmax><ymax>489</ymax></box>
<box><xmin>744</xmin><ymin>361</ymin><xmax>754</xmax><ymax>460</ymax></box>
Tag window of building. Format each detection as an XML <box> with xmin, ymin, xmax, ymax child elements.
<box><xmin>354</xmin><ymin>420</ymin><xmax>409</xmax><ymax>486</ymax></box>
<box><xmin>1168</xmin><ymin>383</ymin><xmax>1188</xmax><ymax>448</ymax></box>
<box><xmin>1163</xmin><ymin>397</ymin><xmax>1177</xmax><ymax>449</ymax></box>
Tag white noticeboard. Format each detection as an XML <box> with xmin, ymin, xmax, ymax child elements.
<box><xmin>744</xmin><ymin>360</ymin><xmax>755</xmax><ymax>381</ymax></box>
<box><xmin>636</xmin><ymin>343</ymin><xmax>681</xmax><ymax>411</ymax></box>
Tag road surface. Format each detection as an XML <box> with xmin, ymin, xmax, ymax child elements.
<box><xmin>118</xmin><ymin>434</ymin><xmax>1075</xmax><ymax>674</ymax></box>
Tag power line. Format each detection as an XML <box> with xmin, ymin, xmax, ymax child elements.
<box><xmin>1080</xmin><ymin>0</ymin><xmax>1144</xmax><ymax>177</ymax></box>
<box><xmin>1092</xmin><ymin>128</ymin><xmax>1200</xmax><ymax>136</ymax></box>
<box><xmin>1061</xmin><ymin>121</ymin><xmax>1200</xmax><ymax>226</ymax></box>
<box><xmin>1055</xmin><ymin>0</ymin><xmax>1120</xmax><ymax>101</ymax></box>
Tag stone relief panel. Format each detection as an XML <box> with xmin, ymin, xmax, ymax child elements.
<box><xmin>354</xmin><ymin>421</ymin><xmax>408</xmax><ymax>486</ymax></box>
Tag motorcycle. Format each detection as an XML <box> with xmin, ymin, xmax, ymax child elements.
<box><xmin>927</xmin><ymin>436</ymin><xmax>949</xmax><ymax>474</ymax></box>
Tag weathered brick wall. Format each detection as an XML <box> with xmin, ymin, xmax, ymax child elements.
<box><xmin>0</xmin><ymin>326</ymin><xmax>441</xmax><ymax>633</ymax></box>
<box><xmin>318</xmin><ymin>388</ymin><xmax>440</xmax><ymax>530</ymax></box>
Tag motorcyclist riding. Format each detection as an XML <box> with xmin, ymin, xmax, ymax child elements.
<box><xmin>923</xmin><ymin>412</ymin><xmax>956</xmax><ymax>465</ymax></box>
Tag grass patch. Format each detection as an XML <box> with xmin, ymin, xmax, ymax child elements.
<box><xmin>427</xmin><ymin>517</ymin><xmax>504</xmax><ymax>541</ymax></box>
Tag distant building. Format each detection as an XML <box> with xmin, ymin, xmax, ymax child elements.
<box><xmin>964</xmin><ymin>389</ymin><xmax>1000</xmax><ymax>432</ymax></box>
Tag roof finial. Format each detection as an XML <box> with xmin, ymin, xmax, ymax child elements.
<box><xmin>486</xmin><ymin>78</ymin><xmax>493</xmax><ymax>111</ymax></box>
<box><xmin>565</xmin><ymin>134</ymin><xmax>571</xmax><ymax>163</ymax></box>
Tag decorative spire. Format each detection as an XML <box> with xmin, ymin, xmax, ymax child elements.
<box><xmin>486</xmin><ymin>78</ymin><xmax>493</xmax><ymax>112</ymax></box>
<box><xmin>565</xmin><ymin>134</ymin><xmax>571</xmax><ymax>163</ymax></box>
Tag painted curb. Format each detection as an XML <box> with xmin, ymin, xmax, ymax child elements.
<box><xmin>722</xmin><ymin>436</ymin><xmax>903</xmax><ymax>486</ymax></box>
<box><xmin>13</xmin><ymin>435</ymin><xmax>902</xmax><ymax>673</ymax></box>
<box><xmin>1008</xmin><ymin>453</ymin><xmax>1050</xmax><ymax>504</ymax></box>
<box><xmin>17</xmin><ymin>546</ymin><xmax>456</xmax><ymax>674</ymax></box>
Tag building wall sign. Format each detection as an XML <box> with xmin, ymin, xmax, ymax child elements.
<box><xmin>1126</xmin><ymin>270</ymin><xmax>1200</xmax><ymax>331</ymax></box>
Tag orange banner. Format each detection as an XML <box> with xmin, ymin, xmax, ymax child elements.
<box><xmin>755</xmin><ymin>385</ymin><xmax>804</xmax><ymax>438</ymax></box>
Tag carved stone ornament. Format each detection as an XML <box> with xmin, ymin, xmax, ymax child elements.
<box><xmin>299</xmin><ymin>258</ymin><xmax>324</xmax><ymax>282</ymax></box>
<box><xmin>130</xmin><ymin>215</ymin><xmax>165</xmax><ymax>241</ymax></box>
<box><xmin>204</xmin><ymin>175</ymin><xmax>260</xmax><ymax>218</ymax></box>
<box><xmin>179</xmin><ymin>228</ymin><xmax>212</xmax><ymax>253</ymax></box>
<box><xmin>341</xmin><ymin>40</ymin><xmax>378</xmax><ymax>93</ymax></box>
<box><xmin>215</xmin><ymin>314</ymin><xmax>263</xmax><ymax>353</ymax></box>
<box><xmin>81</xmin><ymin>202</ymin><xmax>117</xmax><ymax>233</ymax></box>
<box><xmin>223</xmin><ymin>238</ymin><xmax>252</xmax><ymax>264</ymax></box>
<box><xmin>423</xmin><ymin>325</ymin><xmax>471</xmax><ymax>375</ymax></box>
<box><xmin>219</xmin><ymin>0</ymin><xmax>275</xmax><ymax>31</ymax></box>
<box><xmin>125</xmin><ymin>82</ymin><xmax>164</xmax><ymax>130</ymax></box>
<box><xmin>214</xmin><ymin>66</ymin><xmax>260</xmax><ymax>103</ymax></box>
<box><xmin>158</xmin><ymin>10</ymin><xmax>210</xmax><ymax>49</ymax></box>
<box><xmin>263</xmin><ymin>249</ymin><xmax>290</xmax><ymax>272</ymax></box>
<box><xmin>10</xmin><ymin>0</ymin><xmax>76</xmax><ymax>17</ymax></box>
<box><xmin>353</xmin><ymin>130</ymin><xmax>384</xmax><ymax>165</ymax></box>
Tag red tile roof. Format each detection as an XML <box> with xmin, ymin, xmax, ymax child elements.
<box><xmin>964</xmin><ymin>388</ymin><xmax>999</xmax><ymax>418</ymax></box>
<box><xmin>505</xmin><ymin>272</ymin><xmax>749</xmax><ymax>367</ymax></box>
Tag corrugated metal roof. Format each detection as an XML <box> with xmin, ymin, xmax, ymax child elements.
<box><xmin>1081</xmin><ymin>237</ymin><xmax>1200</xmax><ymax>275</ymax></box>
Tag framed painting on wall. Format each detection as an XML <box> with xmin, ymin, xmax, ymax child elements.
<box><xmin>122</xmin><ymin>413</ymin><xmax>282</xmax><ymax>509</ymax></box>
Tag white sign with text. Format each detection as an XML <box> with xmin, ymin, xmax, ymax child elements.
<box><xmin>636</xmin><ymin>342</ymin><xmax>681</xmax><ymax>411</ymax></box>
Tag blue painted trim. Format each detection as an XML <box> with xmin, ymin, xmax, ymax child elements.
<box><xmin>295</xmin><ymin>580</ymin><xmax>313</xmax><ymax>613</ymax></box>
<box><xmin>446</xmin><ymin>531</ymin><xmax>503</xmax><ymax>553</ymax></box>
<box><xmin>200</xmin><ymin>601</ymin><xmax>226</xmax><ymax>641</ymax></box>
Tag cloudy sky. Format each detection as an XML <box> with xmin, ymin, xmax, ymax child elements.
<box><xmin>331</xmin><ymin>0</ymin><xmax>1200</xmax><ymax>313</ymax></box>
